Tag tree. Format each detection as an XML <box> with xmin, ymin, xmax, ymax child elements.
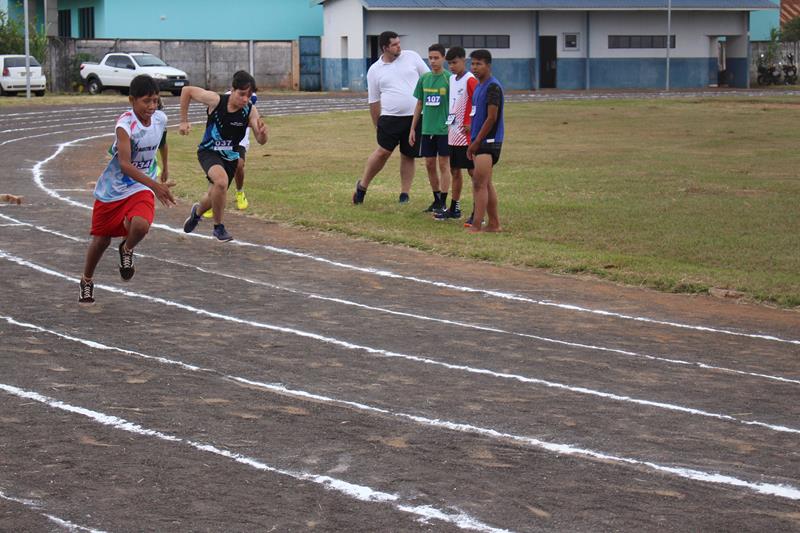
<box><xmin>782</xmin><ymin>16</ymin><xmax>800</xmax><ymax>43</ymax></box>
<box><xmin>0</xmin><ymin>10</ymin><xmax>49</xmax><ymax>63</ymax></box>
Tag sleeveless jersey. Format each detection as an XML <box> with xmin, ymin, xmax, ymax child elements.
<box><xmin>95</xmin><ymin>109</ymin><xmax>167</xmax><ymax>203</ymax></box>
<box><xmin>198</xmin><ymin>93</ymin><xmax>252</xmax><ymax>161</ymax></box>
<box><xmin>448</xmin><ymin>71</ymin><xmax>477</xmax><ymax>146</ymax></box>
<box><xmin>470</xmin><ymin>76</ymin><xmax>504</xmax><ymax>145</ymax></box>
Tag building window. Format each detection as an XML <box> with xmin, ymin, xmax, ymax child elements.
<box><xmin>439</xmin><ymin>35</ymin><xmax>510</xmax><ymax>49</ymax></box>
<box><xmin>58</xmin><ymin>9</ymin><xmax>71</xmax><ymax>38</ymax></box>
<box><xmin>609</xmin><ymin>35</ymin><xmax>676</xmax><ymax>49</ymax></box>
<box><xmin>563</xmin><ymin>33</ymin><xmax>579</xmax><ymax>50</ymax></box>
<box><xmin>78</xmin><ymin>7</ymin><xmax>95</xmax><ymax>39</ymax></box>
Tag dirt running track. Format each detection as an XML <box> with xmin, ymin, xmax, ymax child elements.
<box><xmin>1</xmin><ymin>94</ymin><xmax>799</xmax><ymax>532</ymax></box>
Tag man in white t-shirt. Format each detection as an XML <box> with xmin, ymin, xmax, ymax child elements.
<box><xmin>353</xmin><ymin>31</ymin><xmax>429</xmax><ymax>205</ymax></box>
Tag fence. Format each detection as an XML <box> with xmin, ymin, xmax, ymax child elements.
<box><xmin>46</xmin><ymin>37</ymin><xmax>303</xmax><ymax>93</ymax></box>
<box><xmin>750</xmin><ymin>41</ymin><xmax>800</xmax><ymax>75</ymax></box>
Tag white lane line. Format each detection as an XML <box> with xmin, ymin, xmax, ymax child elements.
<box><xmin>29</xmin><ymin>135</ymin><xmax>800</xmax><ymax>347</ymax></box>
<box><xmin>0</xmin><ymin>384</ymin><xmax>511</xmax><ymax>533</ymax></box>
<box><xmin>4</xmin><ymin>313</ymin><xmax>800</xmax><ymax>502</ymax></box>
<box><xmin>0</xmin><ymin>490</ymin><xmax>109</xmax><ymax>533</ymax></box>
<box><xmin>2</xmin><ymin>211</ymin><xmax>796</xmax><ymax>387</ymax></box>
<box><xmin>2</xmin><ymin>249</ymin><xmax>798</xmax><ymax>437</ymax></box>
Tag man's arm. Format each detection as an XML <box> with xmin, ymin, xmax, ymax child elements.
<box><xmin>248</xmin><ymin>106</ymin><xmax>269</xmax><ymax>145</ymax></box>
<box><xmin>179</xmin><ymin>86</ymin><xmax>220</xmax><ymax>135</ymax></box>
<box><xmin>409</xmin><ymin>99</ymin><xmax>423</xmax><ymax>146</ymax></box>
<box><xmin>369</xmin><ymin>101</ymin><xmax>381</xmax><ymax>128</ymax></box>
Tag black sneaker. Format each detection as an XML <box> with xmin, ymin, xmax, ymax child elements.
<box><xmin>183</xmin><ymin>203</ymin><xmax>202</xmax><ymax>233</ymax></box>
<box><xmin>213</xmin><ymin>223</ymin><xmax>234</xmax><ymax>242</ymax></box>
<box><xmin>434</xmin><ymin>207</ymin><xmax>462</xmax><ymax>221</ymax></box>
<box><xmin>353</xmin><ymin>181</ymin><xmax>367</xmax><ymax>204</ymax></box>
<box><xmin>118</xmin><ymin>240</ymin><xmax>135</xmax><ymax>281</ymax></box>
<box><xmin>79</xmin><ymin>278</ymin><xmax>94</xmax><ymax>304</ymax></box>
<box><xmin>423</xmin><ymin>200</ymin><xmax>440</xmax><ymax>213</ymax></box>
<box><xmin>398</xmin><ymin>192</ymin><xmax>410</xmax><ymax>204</ymax></box>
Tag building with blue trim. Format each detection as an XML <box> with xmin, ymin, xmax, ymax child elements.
<box><xmin>2</xmin><ymin>0</ymin><xmax>322</xmax><ymax>40</ymax></box>
<box><xmin>317</xmin><ymin>0</ymin><xmax>776</xmax><ymax>91</ymax></box>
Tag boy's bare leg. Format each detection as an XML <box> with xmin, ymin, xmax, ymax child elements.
<box><xmin>234</xmin><ymin>159</ymin><xmax>245</xmax><ymax>190</ymax></box>
<box><xmin>359</xmin><ymin>147</ymin><xmax>392</xmax><ymax>189</ymax></box>
<box><xmin>485</xmin><ymin>180</ymin><xmax>501</xmax><ymax>231</ymax></box>
<box><xmin>399</xmin><ymin>153</ymin><xmax>415</xmax><ymax>195</ymax></box>
<box><xmin>451</xmin><ymin>168</ymin><xmax>463</xmax><ymax>202</ymax></box>
<box><xmin>122</xmin><ymin>216</ymin><xmax>151</xmax><ymax>250</ymax></box>
<box><xmin>82</xmin><ymin>235</ymin><xmax>111</xmax><ymax>280</ymax></box>
<box><xmin>438</xmin><ymin>155</ymin><xmax>451</xmax><ymax>196</ymax></box>
<box><xmin>197</xmin><ymin>165</ymin><xmax>229</xmax><ymax>224</ymax></box>
<box><xmin>468</xmin><ymin>154</ymin><xmax>493</xmax><ymax>233</ymax></box>
<box><xmin>425</xmin><ymin>156</ymin><xmax>440</xmax><ymax>192</ymax></box>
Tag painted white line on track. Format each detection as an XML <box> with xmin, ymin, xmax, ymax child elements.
<box><xmin>2</xmin><ymin>211</ymin><xmax>797</xmax><ymax>387</ymax></box>
<box><xmin>2</xmin><ymin>249</ymin><xmax>798</xmax><ymax>437</ymax></box>
<box><xmin>0</xmin><ymin>490</ymin><xmax>109</xmax><ymax>533</ymax></box>
<box><xmin>3</xmin><ymin>313</ymin><xmax>800</xmax><ymax>502</ymax></box>
<box><xmin>0</xmin><ymin>383</ymin><xmax>511</xmax><ymax>533</ymax></box>
<box><xmin>28</xmin><ymin>135</ymin><xmax>800</xmax><ymax>347</ymax></box>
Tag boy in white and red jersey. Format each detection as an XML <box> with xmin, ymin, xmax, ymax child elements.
<box><xmin>435</xmin><ymin>46</ymin><xmax>478</xmax><ymax>221</ymax></box>
<box><xmin>78</xmin><ymin>75</ymin><xmax>176</xmax><ymax>304</ymax></box>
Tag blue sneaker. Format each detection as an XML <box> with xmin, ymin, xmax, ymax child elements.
<box><xmin>183</xmin><ymin>203</ymin><xmax>202</xmax><ymax>233</ymax></box>
<box><xmin>213</xmin><ymin>223</ymin><xmax>233</xmax><ymax>242</ymax></box>
<box><xmin>398</xmin><ymin>192</ymin><xmax>410</xmax><ymax>204</ymax></box>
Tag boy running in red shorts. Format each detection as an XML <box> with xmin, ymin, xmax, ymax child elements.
<box><xmin>79</xmin><ymin>75</ymin><xmax>175</xmax><ymax>304</ymax></box>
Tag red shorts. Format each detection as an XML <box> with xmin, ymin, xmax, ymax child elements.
<box><xmin>90</xmin><ymin>190</ymin><xmax>155</xmax><ymax>238</ymax></box>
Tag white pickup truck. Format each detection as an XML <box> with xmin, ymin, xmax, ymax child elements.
<box><xmin>79</xmin><ymin>52</ymin><xmax>189</xmax><ymax>96</ymax></box>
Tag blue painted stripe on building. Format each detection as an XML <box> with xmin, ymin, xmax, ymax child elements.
<box><xmin>588</xmin><ymin>58</ymin><xmax>718</xmax><ymax>89</ymax></box>
<box><xmin>322</xmin><ymin>58</ymin><xmax>367</xmax><ymax>91</ymax></box>
<box><xmin>726</xmin><ymin>57</ymin><xmax>749</xmax><ymax>88</ymax></box>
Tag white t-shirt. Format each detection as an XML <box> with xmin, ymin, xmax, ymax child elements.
<box><xmin>95</xmin><ymin>109</ymin><xmax>167</xmax><ymax>203</ymax></box>
<box><xmin>367</xmin><ymin>50</ymin><xmax>429</xmax><ymax>117</ymax></box>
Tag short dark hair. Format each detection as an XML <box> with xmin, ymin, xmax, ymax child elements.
<box><xmin>232</xmin><ymin>70</ymin><xmax>257</xmax><ymax>93</ymax></box>
<box><xmin>428</xmin><ymin>43</ymin><xmax>446</xmax><ymax>57</ymax></box>
<box><xmin>470</xmin><ymin>49</ymin><xmax>492</xmax><ymax>64</ymax></box>
<box><xmin>129</xmin><ymin>74</ymin><xmax>159</xmax><ymax>98</ymax></box>
<box><xmin>445</xmin><ymin>46</ymin><xmax>466</xmax><ymax>61</ymax></box>
<box><xmin>379</xmin><ymin>31</ymin><xmax>399</xmax><ymax>52</ymax></box>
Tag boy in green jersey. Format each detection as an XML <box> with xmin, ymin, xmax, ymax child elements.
<box><xmin>410</xmin><ymin>43</ymin><xmax>451</xmax><ymax>213</ymax></box>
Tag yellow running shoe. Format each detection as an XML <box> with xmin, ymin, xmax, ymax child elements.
<box><xmin>202</xmin><ymin>209</ymin><xmax>213</xmax><ymax>219</ymax></box>
<box><xmin>236</xmin><ymin>190</ymin><xmax>249</xmax><ymax>210</ymax></box>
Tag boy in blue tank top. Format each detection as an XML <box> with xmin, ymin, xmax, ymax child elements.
<box><xmin>466</xmin><ymin>49</ymin><xmax>504</xmax><ymax>233</ymax></box>
<box><xmin>179</xmin><ymin>70</ymin><xmax>268</xmax><ymax>242</ymax></box>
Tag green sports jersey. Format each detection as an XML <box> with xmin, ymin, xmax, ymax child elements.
<box><xmin>413</xmin><ymin>70</ymin><xmax>450</xmax><ymax>136</ymax></box>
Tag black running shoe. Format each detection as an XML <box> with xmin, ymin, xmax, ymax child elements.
<box><xmin>213</xmin><ymin>223</ymin><xmax>234</xmax><ymax>242</ymax></box>
<box><xmin>79</xmin><ymin>278</ymin><xmax>95</xmax><ymax>304</ymax></box>
<box><xmin>398</xmin><ymin>192</ymin><xmax>410</xmax><ymax>204</ymax></box>
<box><xmin>118</xmin><ymin>240</ymin><xmax>135</xmax><ymax>281</ymax></box>
<box><xmin>183</xmin><ymin>203</ymin><xmax>202</xmax><ymax>233</ymax></box>
<box><xmin>434</xmin><ymin>207</ymin><xmax>462</xmax><ymax>221</ymax></box>
<box><xmin>423</xmin><ymin>200</ymin><xmax>439</xmax><ymax>213</ymax></box>
<box><xmin>353</xmin><ymin>181</ymin><xmax>367</xmax><ymax>204</ymax></box>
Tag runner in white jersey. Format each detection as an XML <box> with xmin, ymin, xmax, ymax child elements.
<box><xmin>79</xmin><ymin>75</ymin><xmax>176</xmax><ymax>304</ymax></box>
<box><xmin>435</xmin><ymin>46</ymin><xmax>478</xmax><ymax>221</ymax></box>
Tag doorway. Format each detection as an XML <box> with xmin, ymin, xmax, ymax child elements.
<box><xmin>539</xmin><ymin>36</ymin><xmax>557</xmax><ymax>88</ymax></box>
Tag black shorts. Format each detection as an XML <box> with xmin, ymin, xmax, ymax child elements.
<box><xmin>377</xmin><ymin>115</ymin><xmax>419</xmax><ymax>158</ymax></box>
<box><xmin>419</xmin><ymin>134</ymin><xmax>449</xmax><ymax>158</ymax></box>
<box><xmin>198</xmin><ymin>150</ymin><xmax>238</xmax><ymax>188</ymax></box>
<box><xmin>236</xmin><ymin>146</ymin><xmax>247</xmax><ymax>161</ymax></box>
<box><xmin>475</xmin><ymin>142</ymin><xmax>502</xmax><ymax>166</ymax></box>
<box><xmin>449</xmin><ymin>145</ymin><xmax>474</xmax><ymax>170</ymax></box>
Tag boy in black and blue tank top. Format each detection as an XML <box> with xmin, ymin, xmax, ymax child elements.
<box><xmin>466</xmin><ymin>49</ymin><xmax>503</xmax><ymax>233</ymax></box>
<box><xmin>178</xmin><ymin>70</ymin><xmax>268</xmax><ymax>241</ymax></box>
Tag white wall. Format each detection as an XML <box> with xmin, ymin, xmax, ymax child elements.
<box><xmin>364</xmin><ymin>10</ymin><xmax>536</xmax><ymax>59</ymax></box>
<box><xmin>321</xmin><ymin>0</ymin><xmax>364</xmax><ymax>59</ymax></box>
<box><xmin>590</xmin><ymin>11</ymin><xmax>747</xmax><ymax>58</ymax></box>
<box><xmin>539</xmin><ymin>11</ymin><xmax>589</xmax><ymax>59</ymax></box>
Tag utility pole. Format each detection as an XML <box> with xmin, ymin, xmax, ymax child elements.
<box><xmin>24</xmin><ymin>0</ymin><xmax>31</xmax><ymax>98</ymax></box>
<box><xmin>666</xmin><ymin>0</ymin><xmax>672</xmax><ymax>91</ymax></box>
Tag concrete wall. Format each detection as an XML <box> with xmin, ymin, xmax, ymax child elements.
<box><xmin>48</xmin><ymin>38</ymin><xmax>297</xmax><ymax>92</ymax></box>
<box><xmin>55</xmin><ymin>0</ymin><xmax>322</xmax><ymax>41</ymax></box>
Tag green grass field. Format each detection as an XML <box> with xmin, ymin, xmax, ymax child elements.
<box><xmin>168</xmin><ymin>96</ymin><xmax>800</xmax><ymax>307</ymax></box>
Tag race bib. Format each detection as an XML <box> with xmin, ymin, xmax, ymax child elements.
<box><xmin>213</xmin><ymin>139</ymin><xmax>234</xmax><ymax>151</ymax></box>
<box><xmin>445</xmin><ymin>114</ymin><xmax>455</xmax><ymax>125</ymax></box>
<box><xmin>425</xmin><ymin>95</ymin><xmax>441</xmax><ymax>107</ymax></box>
<box><xmin>131</xmin><ymin>159</ymin><xmax>153</xmax><ymax>170</ymax></box>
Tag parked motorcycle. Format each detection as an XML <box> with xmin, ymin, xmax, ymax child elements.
<box><xmin>757</xmin><ymin>54</ymin><xmax>783</xmax><ymax>85</ymax></box>
<box><xmin>782</xmin><ymin>53</ymin><xmax>798</xmax><ymax>85</ymax></box>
